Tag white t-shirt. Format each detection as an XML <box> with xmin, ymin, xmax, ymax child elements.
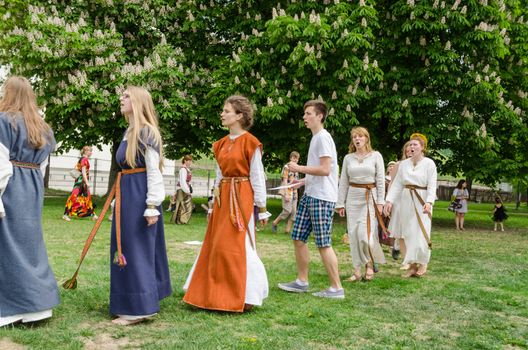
<box><xmin>304</xmin><ymin>129</ymin><xmax>338</xmax><ymax>203</ymax></box>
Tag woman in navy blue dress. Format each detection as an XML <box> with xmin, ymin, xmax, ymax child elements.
<box><xmin>110</xmin><ymin>86</ymin><xmax>172</xmax><ymax>325</ymax></box>
<box><xmin>0</xmin><ymin>76</ymin><xmax>60</xmax><ymax>327</ymax></box>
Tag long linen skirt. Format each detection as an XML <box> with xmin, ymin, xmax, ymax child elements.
<box><xmin>183</xmin><ymin>213</ymin><xmax>268</xmax><ymax>307</ymax></box>
<box><xmin>345</xmin><ymin>187</ymin><xmax>386</xmax><ymax>269</ymax></box>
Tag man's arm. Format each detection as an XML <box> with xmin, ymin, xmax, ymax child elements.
<box><xmin>287</xmin><ymin>156</ymin><xmax>331</xmax><ymax>176</ymax></box>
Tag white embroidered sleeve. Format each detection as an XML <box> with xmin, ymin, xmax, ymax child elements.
<box><xmin>386</xmin><ymin>165</ymin><xmax>403</xmax><ymax>204</ymax></box>
<box><xmin>144</xmin><ymin>146</ymin><xmax>165</xmax><ymax>217</ymax></box>
<box><xmin>179</xmin><ymin>168</ymin><xmax>190</xmax><ymax>194</ymax></box>
<box><xmin>249</xmin><ymin>148</ymin><xmax>267</xmax><ymax>220</ymax></box>
<box><xmin>336</xmin><ymin>156</ymin><xmax>349</xmax><ymax>209</ymax></box>
<box><xmin>426</xmin><ymin>160</ymin><xmax>438</xmax><ymax>204</ymax></box>
<box><xmin>0</xmin><ymin>143</ymin><xmax>13</xmax><ymax>218</ymax></box>
<box><xmin>40</xmin><ymin>157</ymin><xmax>49</xmax><ymax>179</ymax></box>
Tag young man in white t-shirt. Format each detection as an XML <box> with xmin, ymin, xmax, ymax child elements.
<box><xmin>278</xmin><ymin>100</ymin><xmax>344</xmax><ymax>299</ymax></box>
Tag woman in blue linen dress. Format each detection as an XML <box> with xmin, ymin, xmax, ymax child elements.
<box><xmin>109</xmin><ymin>86</ymin><xmax>171</xmax><ymax>325</ymax></box>
<box><xmin>0</xmin><ymin>76</ymin><xmax>60</xmax><ymax>327</ymax></box>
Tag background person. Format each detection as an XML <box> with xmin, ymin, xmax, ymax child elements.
<box><xmin>453</xmin><ymin>179</ymin><xmax>469</xmax><ymax>231</ymax></box>
<box><xmin>492</xmin><ymin>196</ymin><xmax>508</xmax><ymax>231</ymax></box>
<box><xmin>0</xmin><ymin>76</ymin><xmax>60</xmax><ymax>327</ymax></box>
<box><xmin>170</xmin><ymin>154</ymin><xmax>193</xmax><ymax>224</ymax></box>
<box><xmin>63</xmin><ymin>146</ymin><xmax>98</xmax><ymax>221</ymax></box>
<box><xmin>271</xmin><ymin>151</ymin><xmax>300</xmax><ymax>234</ymax></box>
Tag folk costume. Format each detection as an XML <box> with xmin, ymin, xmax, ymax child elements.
<box><xmin>0</xmin><ymin>113</ymin><xmax>60</xmax><ymax>326</ymax></box>
<box><xmin>64</xmin><ymin>156</ymin><xmax>97</xmax><ymax>218</ymax></box>
<box><xmin>183</xmin><ymin>132</ymin><xmax>268</xmax><ymax>312</ymax></box>
<box><xmin>336</xmin><ymin>152</ymin><xmax>386</xmax><ymax>270</ymax></box>
<box><xmin>386</xmin><ymin>157</ymin><xmax>437</xmax><ymax>266</ymax></box>
<box><xmin>170</xmin><ymin>165</ymin><xmax>193</xmax><ymax>224</ymax></box>
<box><xmin>109</xmin><ymin>132</ymin><xmax>172</xmax><ymax>319</ymax></box>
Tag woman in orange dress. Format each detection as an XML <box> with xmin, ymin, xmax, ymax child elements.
<box><xmin>63</xmin><ymin>146</ymin><xmax>97</xmax><ymax>221</ymax></box>
<box><xmin>183</xmin><ymin>95</ymin><xmax>269</xmax><ymax>312</ymax></box>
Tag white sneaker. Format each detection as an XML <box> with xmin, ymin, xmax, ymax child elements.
<box><xmin>312</xmin><ymin>288</ymin><xmax>345</xmax><ymax>299</ymax></box>
<box><xmin>62</xmin><ymin>215</ymin><xmax>71</xmax><ymax>222</ymax></box>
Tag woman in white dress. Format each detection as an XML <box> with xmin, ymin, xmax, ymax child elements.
<box><xmin>387</xmin><ymin>141</ymin><xmax>412</xmax><ymax>262</ymax></box>
<box><xmin>336</xmin><ymin>127</ymin><xmax>386</xmax><ymax>281</ymax></box>
<box><xmin>385</xmin><ymin>133</ymin><xmax>437</xmax><ymax>278</ymax></box>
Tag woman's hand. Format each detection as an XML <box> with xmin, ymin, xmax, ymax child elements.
<box><xmin>259</xmin><ymin>218</ymin><xmax>268</xmax><ymax>227</ymax></box>
<box><xmin>337</xmin><ymin>208</ymin><xmax>345</xmax><ymax>217</ymax></box>
<box><xmin>377</xmin><ymin>204</ymin><xmax>384</xmax><ymax>215</ymax></box>
<box><xmin>423</xmin><ymin>202</ymin><xmax>432</xmax><ymax>215</ymax></box>
<box><xmin>384</xmin><ymin>202</ymin><xmax>393</xmax><ymax>216</ymax></box>
<box><xmin>145</xmin><ymin>215</ymin><xmax>159</xmax><ymax>226</ymax></box>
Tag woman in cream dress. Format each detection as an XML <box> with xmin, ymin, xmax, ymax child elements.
<box><xmin>385</xmin><ymin>133</ymin><xmax>437</xmax><ymax>277</ymax></box>
<box><xmin>336</xmin><ymin>127</ymin><xmax>385</xmax><ymax>281</ymax></box>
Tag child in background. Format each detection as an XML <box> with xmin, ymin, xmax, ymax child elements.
<box><xmin>492</xmin><ymin>197</ymin><xmax>508</xmax><ymax>231</ymax></box>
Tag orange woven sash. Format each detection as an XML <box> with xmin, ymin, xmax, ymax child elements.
<box><xmin>63</xmin><ymin>167</ymin><xmax>146</xmax><ymax>289</ymax></box>
<box><xmin>220</xmin><ymin>177</ymin><xmax>254</xmax><ymax>249</ymax></box>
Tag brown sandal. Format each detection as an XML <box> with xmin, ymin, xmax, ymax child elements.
<box><xmin>345</xmin><ymin>274</ymin><xmax>362</xmax><ymax>282</ymax></box>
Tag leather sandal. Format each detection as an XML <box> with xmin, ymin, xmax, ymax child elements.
<box><xmin>345</xmin><ymin>274</ymin><xmax>362</xmax><ymax>282</ymax></box>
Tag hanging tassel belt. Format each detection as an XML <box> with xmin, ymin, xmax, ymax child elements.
<box><xmin>10</xmin><ymin>160</ymin><xmax>40</xmax><ymax>169</ymax></box>
<box><xmin>219</xmin><ymin>176</ymin><xmax>255</xmax><ymax>249</ymax></box>
<box><xmin>404</xmin><ymin>184</ymin><xmax>432</xmax><ymax>249</ymax></box>
<box><xmin>63</xmin><ymin>167</ymin><xmax>146</xmax><ymax>289</ymax></box>
<box><xmin>349</xmin><ymin>182</ymin><xmax>388</xmax><ymax>264</ymax></box>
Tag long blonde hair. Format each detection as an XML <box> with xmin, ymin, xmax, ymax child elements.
<box><xmin>123</xmin><ymin>86</ymin><xmax>164</xmax><ymax>169</ymax></box>
<box><xmin>348</xmin><ymin>126</ymin><xmax>373</xmax><ymax>153</ymax></box>
<box><xmin>400</xmin><ymin>141</ymin><xmax>412</xmax><ymax>160</ymax></box>
<box><xmin>0</xmin><ymin>76</ymin><xmax>51</xmax><ymax>149</ymax></box>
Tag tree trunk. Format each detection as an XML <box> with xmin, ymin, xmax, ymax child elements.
<box><xmin>465</xmin><ymin>176</ymin><xmax>473</xmax><ymax>201</ymax></box>
<box><xmin>106</xmin><ymin>137</ymin><xmax>121</xmax><ymax>196</ymax></box>
<box><xmin>516</xmin><ymin>181</ymin><xmax>521</xmax><ymax>209</ymax></box>
<box><xmin>44</xmin><ymin>154</ymin><xmax>51</xmax><ymax>188</ymax></box>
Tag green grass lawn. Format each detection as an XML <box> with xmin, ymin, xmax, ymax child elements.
<box><xmin>1</xmin><ymin>196</ymin><xmax>527</xmax><ymax>349</ymax></box>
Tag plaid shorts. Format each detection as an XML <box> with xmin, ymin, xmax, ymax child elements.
<box><xmin>291</xmin><ymin>194</ymin><xmax>336</xmax><ymax>248</ymax></box>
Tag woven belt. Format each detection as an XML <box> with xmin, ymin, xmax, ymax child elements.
<box><xmin>218</xmin><ymin>176</ymin><xmax>254</xmax><ymax>249</ymax></box>
<box><xmin>349</xmin><ymin>182</ymin><xmax>388</xmax><ymax>264</ymax></box>
<box><xmin>10</xmin><ymin>160</ymin><xmax>40</xmax><ymax>169</ymax></box>
<box><xmin>404</xmin><ymin>184</ymin><xmax>432</xmax><ymax>249</ymax></box>
<box><xmin>404</xmin><ymin>185</ymin><xmax>427</xmax><ymax>191</ymax></box>
<box><xmin>63</xmin><ymin>167</ymin><xmax>147</xmax><ymax>289</ymax></box>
